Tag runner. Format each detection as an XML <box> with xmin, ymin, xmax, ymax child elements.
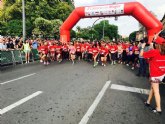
<box><xmin>69</xmin><ymin>42</ymin><xmax>76</xmax><ymax>64</ymax></box>
<box><xmin>81</xmin><ymin>42</ymin><xmax>86</xmax><ymax>60</ymax></box>
<box><xmin>141</xmin><ymin>37</ymin><xmax>165</xmax><ymax>115</ymax></box>
<box><xmin>106</xmin><ymin>42</ymin><xmax>112</xmax><ymax>63</ymax></box>
<box><xmin>92</xmin><ymin>43</ymin><xmax>99</xmax><ymax>67</ymax></box>
<box><xmin>87</xmin><ymin>43</ymin><xmax>93</xmax><ymax>62</ymax></box>
<box><xmin>127</xmin><ymin>43</ymin><xmax>134</xmax><ymax>66</ymax></box>
<box><xmin>110</xmin><ymin>42</ymin><xmax>117</xmax><ymax>65</ymax></box>
<box><xmin>132</xmin><ymin>42</ymin><xmax>140</xmax><ymax>70</ymax></box>
<box><xmin>55</xmin><ymin>42</ymin><xmax>62</xmax><ymax>63</ymax></box>
<box><xmin>75</xmin><ymin>41</ymin><xmax>82</xmax><ymax>61</ymax></box>
<box><xmin>39</xmin><ymin>42</ymin><xmax>49</xmax><ymax>65</ymax></box>
<box><xmin>117</xmin><ymin>42</ymin><xmax>123</xmax><ymax>64</ymax></box>
<box><xmin>122</xmin><ymin>42</ymin><xmax>127</xmax><ymax>64</ymax></box>
<box><xmin>62</xmin><ymin>43</ymin><xmax>69</xmax><ymax>60</ymax></box>
<box><xmin>100</xmin><ymin>44</ymin><xmax>109</xmax><ymax>66</ymax></box>
<box><xmin>49</xmin><ymin>42</ymin><xmax>56</xmax><ymax>62</ymax></box>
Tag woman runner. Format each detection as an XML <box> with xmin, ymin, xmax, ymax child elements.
<box><xmin>141</xmin><ymin>37</ymin><xmax>165</xmax><ymax>114</ymax></box>
<box><xmin>92</xmin><ymin>44</ymin><xmax>99</xmax><ymax>67</ymax></box>
<box><xmin>69</xmin><ymin>42</ymin><xmax>76</xmax><ymax>64</ymax></box>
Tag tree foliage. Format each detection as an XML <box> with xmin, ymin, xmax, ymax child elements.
<box><xmin>129</xmin><ymin>31</ymin><xmax>137</xmax><ymax>41</ymax></box>
<box><xmin>74</xmin><ymin>20</ymin><xmax>119</xmax><ymax>41</ymax></box>
<box><xmin>0</xmin><ymin>0</ymin><xmax>73</xmax><ymax>38</ymax></box>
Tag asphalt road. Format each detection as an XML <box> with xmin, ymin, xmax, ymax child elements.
<box><xmin>0</xmin><ymin>61</ymin><xmax>165</xmax><ymax>124</ymax></box>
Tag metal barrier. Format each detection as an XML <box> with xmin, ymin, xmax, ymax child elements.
<box><xmin>0</xmin><ymin>49</ymin><xmax>40</xmax><ymax>67</ymax></box>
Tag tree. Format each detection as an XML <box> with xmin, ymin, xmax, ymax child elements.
<box><xmin>6</xmin><ymin>20</ymin><xmax>22</xmax><ymax>36</ymax></box>
<box><xmin>0</xmin><ymin>0</ymin><xmax>73</xmax><ymax>37</ymax></box>
<box><xmin>129</xmin><ymin>31</ymin><xmax>137</xmax><ymax>41</ymax></box>
<box><xmin>94</xmin><ymin>20</ymin><xmax>118</xmax><ymax>40</ymax></box>
<box><xmin>33</xmin><ymin>17</ymin><xmax>53</xmax><ymax>38</ymax></box>
<box><xmin>51</xmin><ymin>19</ymin><xmax>63</xmax><ymax>39</ymax></box>
<box><xmin>71</xmin><ymin>30</ymin><xmax>76</xmax><ymax>39</ymax></box>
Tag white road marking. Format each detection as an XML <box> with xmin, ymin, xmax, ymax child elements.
<box><xmin>79</xmin><ymin>81</ymin><xmax>111</xmax><ymax>124</ymax></box>
<box><xmin>0</xmin><ymin>73</ymin><xmax>36</xmax><ymax>85</ymax></box>
<box><xmin>0</xmin><ymin>91</ymin><xmax>43</xmax><ymax>115</ymax></box>
<box><xmin>110</xmin><ymin>84</ymin><xmax>150</xmax><ymax>95</ymax></box>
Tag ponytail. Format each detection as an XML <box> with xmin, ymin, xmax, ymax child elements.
<box><xmin>159</xmin><ymin>43</ymin><xmax>165</xmax><ymax>55</ymax></box>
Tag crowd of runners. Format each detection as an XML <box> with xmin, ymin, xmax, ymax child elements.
<box><xmin>36</xmin><ymin>39</ymin><xmax>142</xmax><ymax>68</ymax></box>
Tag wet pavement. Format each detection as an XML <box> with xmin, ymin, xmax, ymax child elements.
<box><xmin>0</xmin><ymin>61</ymin><xmax>164</xmax><ymax>124</ymax></box>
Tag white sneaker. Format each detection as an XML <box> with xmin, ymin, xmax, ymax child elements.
<box><xmin>131</xmin><ymin>67</ymin><xmax>134</xmax><ymax>70</ymax></box>
<box><xmin>126</xmin><ymin>64</ymin><xmax>129</xmax><ymax>66</ymax></box>
<box><xmin>40</xmin><ymin>60</ymin><xmax>43</xmax><ymax>63</ymax></box>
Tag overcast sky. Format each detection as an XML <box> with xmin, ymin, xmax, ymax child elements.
<box><xmin>73</xmin><ymin>0</ymin><xmax>165</xmax><ymax>36</ymax></box>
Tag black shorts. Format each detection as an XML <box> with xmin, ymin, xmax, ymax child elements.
<box><xmin>87</xmin><ymin>53</ymin><xmax>93</xmax><ymax>59</ymax></box>
<box><xmin>134</xmin><ymin>54</ymin><xmax>139</xmax><ymax>59</ymax></box>
<box><xmin>76</xmin><ymin>52</ymin><xmax>82</xmax><ymax>57</ymax></box>
<box><xmin>122</xmin><ymin>50</ymin><xmax>127</xmax><ymax>61</ymax></box>
<box><xmin>111</xmin><ymin>53</ymin><xmax>116</xmax><ymax>60</ymax></box>
<box><xmin>100</xmin><ymin>54</ymin><xmax>105</xmax><ymax>57</ymax></box>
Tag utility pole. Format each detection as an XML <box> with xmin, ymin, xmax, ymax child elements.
<box><xmin>102</xmin><ymin>20</ymin><xmax>105</xmax><ymax>39</ymax></box>
<box><xmin>22</xmin><ymin>0</ymin><xmax>26</xmax><ymax>42</ymax></box>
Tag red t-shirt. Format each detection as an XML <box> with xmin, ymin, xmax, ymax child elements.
<box><xmin>110</xmin><ymin>45</ymin><xmax>117</xmax><ymax>53</ymax></box>
<box><xmin>56</xmin><ymin>46</ymin><xmax>62</xmax><ymax>54</ymax></box>
<box><xmin>92</xmin><ymin>48</ymin><xmax>99</xmax><ymax>56</ymax></box>
<box><xmin>100</xmin><ymin>47</ymin><xmax>109</xmax><ymax>55</ymax></box>
<box><xmin>76</xmin><ymin>44</ymin><xmax>81</xmax><ymax>52</ymax></box>
<box><xmin>62</xmin><ymin>45</ymin><xmax>68</xmax><ymax>52</ymax></box>
<box><xmin>81</xmin><ymin>44</ymin><xmax>85</xmax><ymax>52</ymax></box>
<box><xmin>87</xmin><ymin>47</ymin><xmax>93</xmax><ymax>54</ymax></box>
<box><xmin>106</xmin><ymin>44</ymin><xmax>111</xmax><ymax>51</ymax></box>
<box><xmin>84</xmin><ymin>43</ymin><xmax>90</xmax><ymax>51</ymax></box>
<box><xmin>49</xmin><ymin>45</ymin><xmax>56</xmax><ymax>53</ymax></box>
<box><xmin>39</xmin><ymin>45</ymin><xmax>48</xmax><ymax>54</ymax></box>
<box><xmin>122</xmin><ymin>43</ymin><xmax>126</xmax><ymax>50</ymax></box>
<box><xmin>143</xmin><ymin>49</ymin><xmax>165</xmax><ymax>77</ymax></box>
<box><xmin>133</xmin><ymin>46</ymin><xmax>139</xmax><ymax>55</ymax></box>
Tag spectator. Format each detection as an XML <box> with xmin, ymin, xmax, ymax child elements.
<box><xmin>32</xmin><ymin>39</ymin><xmax>38</xmax><ymax>49</ymax></box>
<box><xmin>136</xmin><ymin>38</ymin><xmax>149</xmax><ymax>77</ymax></box>
<box><xmin>0</xmin><ymin>38</ymin><xmax>7</xmax><ymax>50</ymax></box>
<box><xmin>22</xmin><ymin>39</ymin><xmax>31</xmax><ymax>63</ymax></box>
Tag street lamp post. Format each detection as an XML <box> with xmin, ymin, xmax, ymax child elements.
<box><xmin>22</xmin><ymin>0</ymin><xmax>26</xmax><ymax>42</ymax></box>
<box><xmin>91</xmin><ymin>18</ymin><xmax>104</xmax><ymax>40</ymax></box>
<box><xmin>102</xmin><ymin>20</ymin><xmax>105</xmax><ymax>40</ymax></box>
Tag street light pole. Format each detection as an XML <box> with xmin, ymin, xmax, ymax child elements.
<box><xmin>22</xmin><ymin>0</ymin><xmax>26</xmax><ymax>42</ymax></box>
<box><xmin>91</xmin><ymin>18</ymin><xmax>103</xmax><ymax>40</ymax></box>
<box><xmin>102</xmin><ymin>20</ymin><xmax>105</xmax><ymax>39</ymax></box>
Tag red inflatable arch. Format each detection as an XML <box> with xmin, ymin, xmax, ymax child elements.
<box><xmin>60</xmin><ymin>2</ymin><xmax>162</xmax><ymax>43</ymax></box>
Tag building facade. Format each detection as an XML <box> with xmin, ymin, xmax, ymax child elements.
<box><xmin>161</xmin><ymin>14</ymin><xmax>165</xmax><ymax>30</ymax></box>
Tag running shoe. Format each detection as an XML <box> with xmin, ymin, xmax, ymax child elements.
<box><xmin>44</xmin><ymin>62</ymin><xmax>46</xmax><ymax>65</ymax></box>
<box><xmin>47</xmin><ymin>62</ymin><xmax>50</xmax><ymax>65</ymax></box>
<box><xmin>72</xmin><ymin>61</ymin><xmax>74</xmax><ymax>65</ymax></box>
<box><xmin>152</xmin><ymin>108</ymin><xmax>162</xmax><ymax>115</ymax></box>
